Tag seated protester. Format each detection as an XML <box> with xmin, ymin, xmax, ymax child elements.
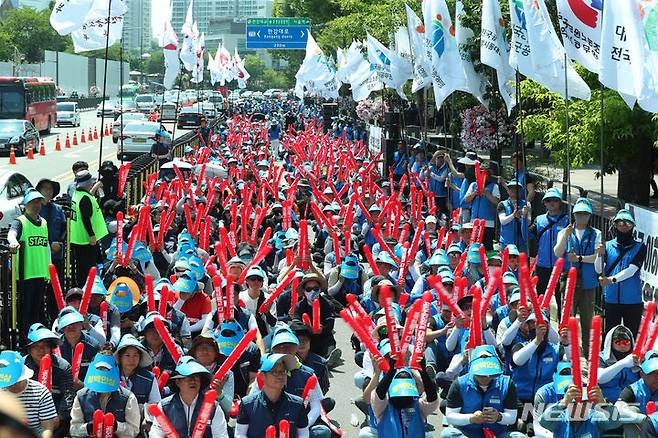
<box><xmin>173</xmin><ymin>272</ymin><xmax>212</xmax><ymax>338</ymax></box>
<box><xmin>425</xmin><ymin>301</ymin><xmax>456</xmax><ymax>394</ymax></box>
<box><xmin>361</xmin><ymin>278</ymin><xmax>402</xmax><ymax>316</ymax></box>
<box><xmin>115</xmin><ymin>334</ymin><xmax>160</xmax><ymax>414</ymax></box>
<box><xmin>255</xmin><ymin>328</ymin><xmax>330</xmax><ymax>438</ymax></box>
<box><xmin>188</xmin><ymin>334</ymin><xmax>234</xmax><ymax>417</ymax></box>
<box><xmin>187</xmin><ymin>255</ymin><xmax>214</xmax><ymax>297</ymax></box>
<box><xmin>447</xmin><ymin>242</ymin><xmax>463</xmax><ymax>272</ymax></box>
<box><xmin>140</xmin><ymin>312</ymin><xmax>182</xmax><ymax>373</ymax></box>
<box><xmin>372</xmin><ymin>252</ymin><xmax>400</xmax><ymax>287</ymax></box>
<box><xmin>510</xmin><ymin>313</ymin><xmax>569</xmax><ymax>414</ymax></box>
<box><xmin>221</xmin><ymin>278</ymin><xmax>267</xmax><ymax>354</ymax></box>
<box><xmin>642</xmin><ymin>411</ymin><xmax>658</xmax><ymax>436</ymax></box>
<box><xmin>598</xmin><ymin>325</ymin><xmax>640</xmax><ymax>403</ymax></box>
<box><xmin>23</xmin><ymin>324</ymin><xmax>75</xmax><ymax>438</ymax></box>
<box><xmin>327</xmin><ymin>254</ymin><xmax>368</xmax><ymax>305</ymax></box>
<box><xmin>293</xmin><ymin>273</ymin><xmax>340</xmax><ymax>366</ymax></box>
<box><xmin>533</xmin><ymin>362</ymin><xmax>578</xmax><ymax>437</ymax></box>
<box><xmin>539</xmin><ymin>382</ymin><xmax>624</xmax><ymax>437</ymax></box>
<box><xmin>275</xmin><ymin>269</ymin><xmax>305</xmax><ymax>322</ymax></box>
<box><xmin>137</xmin><ymin>280</ymin><xmax>191</xmax><ymax>347</ymax></box>
<box><xmin>463</xmin><ymin>245</ymin><xmax>486</xmax><ymax>287</ymax></box>
<box><xmin>290</xmin><ymin>320</ymin><xmax>330</xmax><ymax>395</ymax></box>
<box><xmin>150</xmin><ymin>356</ymin><xmax>228</xmax><ymax>438</ymax></box>
<box><xmin>226</xmin><ymin>257</ymin><xmax>247</xmax><ymax>283</ymax></box>
<box><xmin>85</xmin><ymin>276</ymin><xmax>121</xmax><ymax>348</ymax></box>
<box><xmin>491</xmin><ymin>274</ymin><xmax>520</xmax><ymax>331</ymax></box>
<box><xmin>357</xmin><ymin>339</ymin><xmax>392</xmax><ymax>436</ymax></box>
<box><xmin>70</xmin><ymin>351</ymin><xmax>141</xmax><ymax>438</ymax></box>
<box><xmin>457</xmin><ymin>222</ymin><xmax>474</xmax><ymax>253</ymax></box>
<box><xmin>239</xmin><ymin>266</ymin><xmax>277</xmax><ymax>339</ymax></box>
<box><xmin>215</xmin><ymin>320</ymin><xmax>260</xmax><ymax>399</ymax></box>
<box><xmin>0</xmin><ymin>351</ymin><xmax>58</xmax><ymax>438</ymax></box>
<box><xmin>55</xmin><ymin>288</ymin><xmax>106</xmax><ymax>346</ymax></box>
<box><xmin>236</xmin><ymin>354</ymin><xmax>309</xmax><ymax>438</ymax></box>
<box><xmin>409</xmin><ymin>250</ymin><xmax>450</xmax><ymax>302</ymax></box>
<box><xmin>102</xmin><ymin>242</ymin><xmax>146</xmax><ymax>293</ymax></box>
<box><xmin>368</xmin><ymin>359</ymin><xmax>438</xmax><ymax>438</ymax></box>
<box><xmin>442</xmin><ymin>346</ymin><xmax>523</xmax><ymax>438</ymax></box>
<box><xmin>57</xmin><ymin>307</ymin><xmax>100</xmax><ymax>387</ymax></box>
<box><xmin>616</xmin><ymin>349</ymin><xmax>658</xmax><ymax>435</ymax></box>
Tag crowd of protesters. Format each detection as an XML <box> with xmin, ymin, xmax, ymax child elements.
<box><xmin>0</xmin><ymin>96</ymin><xmax>654</xmax><ymax>438</ymax></box>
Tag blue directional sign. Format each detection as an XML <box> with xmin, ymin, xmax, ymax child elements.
<box><xmin>246</xmin><ymin>17</ymin><xmax>310</xmax><ymax>50</ymax></box>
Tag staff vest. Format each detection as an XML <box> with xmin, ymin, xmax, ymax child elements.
<box><xmin>17</xmin><ymin>215</ymin><xmax>49</xmax><ymax>280</ymax></box>
<box><xmin>456</xmin><ymin>373</ymin><xmax>511</xmax><ymax>437</ymax></box>
<box><xmin>70</xmin><ymin>190</ymin><xmax>108</xmax><ymax>245</ymax></box>
<box><xmin>161</xmin><ymin>392</ymin><xmax>216</xmax><ymax>438</ymax></box>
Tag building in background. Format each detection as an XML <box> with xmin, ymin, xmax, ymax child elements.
<box><xmin>123</xmin><ymin>0</ymin><xmax>153</xmax><ymax>52</ymax></box>
<box><xmin>0</xmin><ymin>0</ymin><xmax>50</xmax><ymax>12</ymax></box>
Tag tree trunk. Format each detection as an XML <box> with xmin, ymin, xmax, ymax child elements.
<box><xmin>618</xmin><ymin>134</ymin><xmax>651</xmax><ymax>206</ymax></box>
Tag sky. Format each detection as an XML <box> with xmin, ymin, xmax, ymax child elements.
<box><xmin>151</xmin><ymin>0</ymin><xmax>173</xmax><ymax>40</ymax></box>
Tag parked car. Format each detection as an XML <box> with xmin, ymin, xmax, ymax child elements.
<box><xmin>135</xmin><ymin>94</ymin><xmax>156</xmax><ymax>113</ymax></box>
<box><xmin>112</xmin><ymin>112</ymin><xmax>148</xmax><ymax>143</ymax></box>
<box><xmin>0</xmin><ymin>170</ymin><xmax>33</xmax><ymax>227</ymax></box>
<box><xmin>160</xmin><ymin>102</ymin><xmax>178</xmax><ymax>122</ymax></box>
<box><xmin>0</xmin><ymin>120</ymin><xmax>40</xmax><ymax>156</ymax></box>
<box><xmin>116</xmin><ymin>121</ymin><xmax>171</xmax><ymax>160</ymax></box>
<box><xmin>56</xmin><ymin>102</ymin><xmax>81</xmax><ymax>127</ymax></box>
<box><xmin>177</xmin><ymin>106</ymin><xmax>203</xmax><ymax>129</ymax></box>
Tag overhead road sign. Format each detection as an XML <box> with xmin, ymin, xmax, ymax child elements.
<box><xmin>246</xmin><ymin>17</ymin><xmax>310</xmax><ymax>50</ymax></box>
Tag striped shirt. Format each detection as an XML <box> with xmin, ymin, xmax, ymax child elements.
<box><xmin>13</xmin><ymin>379</ymin><xmax>58</xmax><ymax>434</ymax></box>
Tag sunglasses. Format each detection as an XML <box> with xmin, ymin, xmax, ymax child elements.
<box><xmin>613</xmin><ymin>339</ymin><xmax>631</xmax><ymax>346</ymax></box>
<box><xmin>615</xmin><ymin>220</ymin><xmax>633</xmax><ymax>227</ymax></box>
<box><xmin>304</xmin><ymin>286</ymin><xmax>319</xmax><ymax>292</ymax></box>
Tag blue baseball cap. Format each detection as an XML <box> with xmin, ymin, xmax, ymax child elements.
<box><xmin>22</xmin><ymin>188</ymin><xmax>44</xmax><ymax>205</ymax></box>
<box><xmin>340</xmin><ymin>255</ymin><xmax>360</xmax><ymax>280</ymax></box>
<box><xmin>572</xmin><ymin>197</ymin><xmax>593</xmax><ymax>215</ymax></box>
<box><xmin>642</xmin><ymin>350</ymin><xmax>658</xmax><ymax>374</ymax></box>
<box><xmin>26</xmin><ymin>323</ymin><xmax>60</xmax><ymax>347</ymax></box>
<box><xmin>447</xmin><ymin>243</ymin><xmax>463</xmax><ymax>255</ymax></box>
<box><xmin>170</xmin><ymin>356</ymin><xmax>212</xmax><ymax>389</ymax></box>
<box><xmin>259</xmin><ymin>353</ymin><xmax>297</xmax><ymax>372</ymax></box>
<box><xmin>388</xmin><ymin>368</ymin><xmax>419</xmax><ymax>398</ymax></box>
<box><xmin>0</xmin><ymin>351</ymin><xmax>32</xmax><ymax>389</ymax></box>
<box><xmin>469</xmin><ymin>345</ymin><xmax>503</xmax><ymax>376</ymax></box>
<box><xmin>467</xmin><ymin>244</ymin><xmax>482</xmax><ymax>264</ymax></box>
<box><xmin>502</xmin><ymin>272</ymin><xmax>519</xmax><ymax>286</ymax></box>
<box><xmin>216</xmin><ymin>321</ymin><xmax>245</xmax><ymax>356</ymax></box>
<box><xmin>174</xmin><ymin>273</ymin><xmax>198</xmax><ymax>294</ymax></box>
<box><xmin>614</xmin><ymin>209</ymin><xmax>635</xmax><ymax>225</ymax></box>
<box><xmin>505</xmin><ymin>244</ymin><xmax>520</xmax><ymax>257</ymax></box>
<box><xmin>271</xmin><ymin>329</ymin><xmax>300</xmax><ymax>349</ymax></box>
<box><xmin>116</xmin><ymin>334</ymin><xmax>153</xmax><ymax>368</ymax></box>
<box><xmin>375</xmin><ymin>251</ymin><xmax>398</xmax><ymax>269</ymax></box>
<box><xmin>553</xmin><ymin>362</ymin><xmax>573</xmax><ymax>395</ymax></box>
<box><xmin>85</xmin><ymin>353</ymin><xmax>120</xmax><ymax>393</ymax></box>
<box><xmin>426</xmin><ymin>250</ymin><xmax>450</xmax><ymax>267</ymax></box>
<box><xmin>542</xmin><ymin>187</ymin><xmax>563</xmax><ymax>202</ymax></box>
<box><xmin>57</xmin><ymin>306</ymin><xmax>84</xmax><ymax>330</ymax></box>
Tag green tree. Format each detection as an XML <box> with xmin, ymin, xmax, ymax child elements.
<box><xmin>244</xmin><ymin>55</ymin><xmax>267</xmax><ymax>79</ymax></box>
<box><xmin>0</xmin><ymin>7</ymin><xmax>69</xmax><ymax>62</ymax></box>
<box><xmin>0</xmin><ymin>30</ymin><xmax>14</xmax><ymax>61</ymax></box>
<box><xmin>145</xmin><ymin>51</ymin><xmax>165</xmax><ymax>75</ymax></box>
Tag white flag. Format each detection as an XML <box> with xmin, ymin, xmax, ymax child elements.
<box><xmin>207</xmin><ymin>52</ymin><xmax>220</xmax><ymax>85</ymax></box>
<box><xmin>191</xmin><ymin>32</ymin><xmax>205</xmax><ymax>84</ymax></box>
<box><xmin>350</xmin><ymin>57</ymin><xmax>384</xmax><ymax>101</ymax></box>
<box><xmin>508</xmin><ymin>0</ymin><xmax>591</xmax><ymax>100</ymax></box>
<box><xmin>480</xmin><ymin>0</ymin><xmax>516</xmax><ymax>113</ymax></box>
<box><xmin>600</xmin><ymin>0</ymin><xmax>644</xmax><ymax>108</ymax></box>
<box><xmin>50</xmin><ymin>0</ymin><xmax>95</xmax><ymax>35</ymax></box>
<box><xmin>218</xmin><ymin>45</ymin><xmax>234</xmax><ymax>84</ymax></box>
<box><xmin>162</xmin><ymin>20</ymin><xmax>180</xmax><ymax>90</ymax></box>
<box><xmin>337</xmin><ymin>41</ymin><xmax>364</xmax><ymax>85</ymax></box>
<box><xmin>366</xmin><ymin>33</ymin><xmax>412</xmax><ymax>98</ymax></box>
<box><xmin>295</xmin><ymin>33</ymin><xmax>339</xmax><ymax>100</ymax></box>
<box><xmin>70</xmin><ymin>0</ymin><xmax>127</xmax><ymax>52</ymax></box>
<box><xmin>179</xmin><ymin>1</ymin><xmax>197</xmax><ymax>71</ymax></box>
<box><xmin>405</xmin><ymin>4</ymin><xmax>432</xmax><ymax>93</ymax></box>
<box><xmin>234</xmin><ymin>48</ymin><xmax>250</xmax><ymax>89</ymax></box>
<box><xmin>555</xmin><ymin>0</ymin><xmax>603</xmax><ymax>74</ymax></box>
<box><xmin>455</xmin><ymin>0</ymin><xmax>488</xmax><ymax>107</ymax></box>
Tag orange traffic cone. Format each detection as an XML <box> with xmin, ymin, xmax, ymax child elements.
<box><xmin>109</xmin><ymin>125</ymin><xmax>113</xmax><ymax>135</ymax></box>
<box><xmin>72</xmin><ymin>131</ymin><xmax>78</xmax><ymax>146</ymax></box>
<box><xmin>89</xmin><ymin>127</ymin><xmax>93</xmax><ymax>140</ymax></box>
<box><xmin>80</xmin><ymin>129</ymin><xmax>86</xmax><ymax>143</ymax></box>
<box><xmin>65</xmin><ymin>133</ymin><xmax>71</xmax><ymax>148</ymax></box>
<box><xmin>27</xmin><ymin>145</ymin><xmax>34</xmax><ymax>160</ymax></box>
<box><xmin>39</xmin><ymin>139</ymin><xmax>46</xmax><ymax>156</ymax></box>
<box><xmin>8</xmin><ymin>145</ymin><xmax>16</xmax><ymax>164</ymax></box>
<box><xmin>93</xmin><ymin>127</ymin><xmax>99</xmax><ymax>140</ymax></box>
<box><xmin>55</xmin><ymin>135</ymin><xmax>61</xmax><ymax>151</ymax></box>
<box><xmin>104</xmin><ymin>124</ymin><xmax>109</xmax><ymax>136</ymax></box>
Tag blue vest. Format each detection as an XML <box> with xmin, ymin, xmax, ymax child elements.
<box><xmin>630</xmin><ymin>379</ymin><xmax>658</xmax><ymax>414</ymax></box>
<box><xmin>393</xmin><ymin>151</ymin><xmax>407</xmax><ymax>175</ymax></box>
<box><xmin>603</xmin><ymin>239</ymin><xmax>644</xmax><ymax>305</ymax></box>
<box><xmin>161</xmin><ymin>392</ymin><xmax>216</xmax><ymax>438</ymax></box>
<box><xmin>376</xmin><ymin>399</ymin><xmax>425</xmax><ymax>438</ymax></box>
<box><xmin>470</xmin><ymin>182</ymin><xmax>498</xmax><ymax>223</ymax></box>
<box><xmin>125</xmin><ymin>367</ymin><xmax>155</xmax><ymax>405</ymax></box>
<box><xmin>499</xmin><ymin>199</ymin><xmax>527</xmax><ymax>247</ymax></box>
<box><xmin>60</xmin><ymin>332</ymin><xmax>98</xmax><ymax>381</ymax></box>
<box><xmin>77</xmin><ymin>387</ymin><xmax>131</xmax><ymax>423</ymax></box>
<box><xmin>88</xmin><ymin>303</ymin><xmax>120</xmax><ymax>343</ymax></box>
<box><xmin>459</xmin><ymin>179</ymin><xmax>473</xmax><ymax>209</ymax></box>
<box><xmin>649</xmin><ymin>412</ymin><xmax>658</xmax><ymax>436</ymax></box>
<box><xmin>512</xmin><ymin>342</ymin><xmax>560</xmax><ymax>401</ymax></box>
<box><xmin>235</xmin><ymin>307</ymin><xmax>252</xmax><ymax>332</ymax></box>
<box><xmin>599</xmin><ymin>355</ymin><xmax>640</xmax><ymax>402</ymax></box>
<box><xmin>239</xmin><ymin>391</ymin><xmax>306</xmax><ymax>438</ymax></box>
<box><xmin>25</xmin><ymin>353</ymin><xmax>72</xmax><ymax>415</ymax></box>
<box><xmin>534</xmin><ymin>213</ymin><xmax>569</xmax><ymax>269</ymax></box>
<box><xmin>286</xmin><ymin>364</ymin><xmax>315</xmax><ymax>397</ymax></box>
<box><xmin>428</xmin><ymin>164</ymin><xmax>447</xmax><ymax>196</ymax></box>
<box><xmin>566</xmin><ymin>227</ymin><xmax>599</xmax><ymax>289</ymax></box>
<box><xmin>535</xmin><ymin>382</ymin><xmax>560</xmax><ymax>406</ymax></box>
<box><xmin>548</xmin><ymin>407</ymin><xmax>603</xmax><ymax>437</ymax></box>
<box><xmin>456</xmin><ymin>373</ymin><xmax>511</xmax><ymax>437</ymax></box>
<box><xmin>451</xmin><ymin>175</ymin><xmax>463</xmax><ymax>209</ymax></box>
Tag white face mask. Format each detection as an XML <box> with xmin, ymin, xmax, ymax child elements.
<box><xmin>304</xmin><ymin>289</ymin><xmax>320</xmax><ymax>301</ymax></box>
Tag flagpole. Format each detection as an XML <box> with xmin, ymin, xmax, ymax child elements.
<box><xmin>97</xmin><ymin>0</ymin><xmax>113</xmax><ymax>175</ymax></box>
<box><xmin>119</xmin><ymin>40</ymin><xmax>124</xmax><ymax>165</ymax></box>
<box><xmin>423</xmin><ymin>88</ymin><xmax>428</xmax><ymax>143</ymax></box>
<box><xmin>171</xmin><ymin>74</ymin><xmax>184</xmax><ymax>143</ymax></box>
<box><xmin>599</xmin><ymin>83</ymin><xmax>605</xmax><ymax>235</ymax></box>
<box><xmin>564</xmin><ymin>53</ymin><xmax>572</xmax><ymax>220</ymax></box>
<box><xmin>514</xmin><ymin>69</ymin><xmax>521</xmax><ymax>246</ymax></box>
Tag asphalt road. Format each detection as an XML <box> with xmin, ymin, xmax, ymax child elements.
<box><xmin>1</xmin><ymin>110</ymin><xmax>193</xmax><ymax>187</ymax></box>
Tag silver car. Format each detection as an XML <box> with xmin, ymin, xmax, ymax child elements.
<box><xmin>112</xmin><ymin>112</ymin><xmax>148</xmax><ymax>143</ymax></box>
<box><xmin>116</xmin><ymin>121</ymin><xmax>171</xmax><ymax>160</ymax></box>
<box><xmin>56</xmin><ymin>102</ymin><xmax>81</xmax><ymax>127</ymax></box>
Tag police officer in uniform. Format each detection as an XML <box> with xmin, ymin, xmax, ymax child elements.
<box><xmin>70</xmin><ymin>171</ymin><xmax>108</xmax><ymax>288</ymax></box>
<box><xmin>150</xmin><ymin>356</ymin><xmax>228</xmax><ymax>438</ymax></box>
<box><xmin>8</xmin><ymin>188</ymin><xmax>51</xmax><ymax>335</ymax></box>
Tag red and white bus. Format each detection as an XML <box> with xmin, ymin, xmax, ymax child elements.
<box><xmin>0</xmin><ymin>77</ymin><xmax>57</xmax><ymax>133</ymax></box>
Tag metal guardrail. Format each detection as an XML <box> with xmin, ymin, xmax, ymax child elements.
<box><xmin>58</xmin><ymin>96</ymin><xmax>104</xmax><ymax>110</ymax></box>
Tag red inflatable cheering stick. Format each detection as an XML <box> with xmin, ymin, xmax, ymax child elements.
<box><xmin>103</xmin><ymin>413</ymin><xmax>115</xmax><ymax>438</ymax></box>
<box><xmin>213</xmin><ymin>328</ymin><xmax>258</xmax><ymax>383</ymax></box>
<box><xmin>153</xmin><ymin>318</ymin><xmax>182</xmax><ymax>363</ymax></box>
<box><xmin>190</xmin><ymin>390</ymin><xmax>218</xmax><ymax>438</ymax></box>
<box><xmin>38</xmin><ymin>354</ymin><xmax>52</xmax><ymax>391</ymax></box>
<box><xmin>148</xmin><ymin>404</ymin><xmax>180</xmax><ymax>438</ymax></box>
<box><xmin>71</xmin><ymin>342</ymin><xmax>84</xmax><ymax>383</ymax></box>
<box><xmin>568</xmin><ymin>317</ymin><xmax>583</xmax><ymax>401</ymax></box>
<box><xmin>49</xmin><ymin>264</ymin><xmax>65</xmax><ymax>311</ymax></box>
<box><xmin>587</xmin><ymin>315</ymin><xmax>603</xmax><ymax>394</ymax></box>
<box><xmin>92</xmin><ymin>410</ymin><xmax>104</xmax><ymax>438</ymax></box>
